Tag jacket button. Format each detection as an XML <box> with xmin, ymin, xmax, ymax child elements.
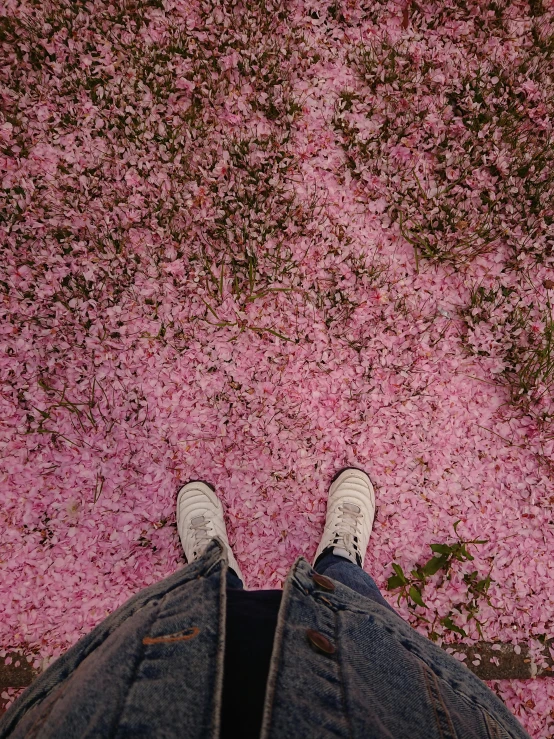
<box><xmin>312</xmin><ymin>573</ymin><xmax>335</xmax><ymax>591</ymax></box>
<box><xmin>306</xmin><ymin>629</ymin><xmax>336</xmax><ymax>655</ymax></box>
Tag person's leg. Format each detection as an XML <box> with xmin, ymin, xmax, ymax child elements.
<box><xmin>312</xmin><ymin>467</ymin><xmax>397</xmax><ymax>614</ymax></box>
<box><xmin>314</xmin><ymin>548</ymin><xmax>396</xmax><ymax>614</ymax></box>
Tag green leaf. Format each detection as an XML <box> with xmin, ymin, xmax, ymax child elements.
<box><xmin>473</xmin><ymin>575</ymin><xmax>492</xmax><ymax>594</ymax></box>
<box><xmin>430</xmin><ymin>543</ymin><xmax>452</xmax><ymax>555</ymax></box>
<box><xmin>386</xmin><ymin>575</ymin><xmax>405</xmax><ymax>591</ymax></box>
<box><xmin>441</xmin><ymin>616</ymin><xmax>467</xmax><ymax>637</ymax></box>
<box><xmin>391</xmin><ymin>563</ymin><xmax>407</xmax><ymax>583</ymax></box>
<box><xmin>455</xmin><ymin>544</ymin><xmax>474</xmax><ymax>561</ymax></box>
<box><xmin>421</xmin><ymin>555</ymin><xmax>447</xmax><ymax>577</ymax></box>
<box><xmin>453</xmin><ymin>520</ymin><xmax>461</xmax><ymax>534</ymax></box>
<box><xmin>408</xmin><ymin>585</ymin><xmax>427</xmax><ymax>608</ymax></box>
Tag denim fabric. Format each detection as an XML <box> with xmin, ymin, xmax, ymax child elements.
<box><xmin>226</xmin><ymin>568</ymin><xmax>244</xmax><ymax>590</ymax></box>
<box><xmin>0</xmin><ymin>537</ymin><xmax>531</xmax><ymax>739</ymax></box>
<box><xmin>314</xmin><ymin>551</ymin><xmax>397</xmax><ymax>614</ymax></box>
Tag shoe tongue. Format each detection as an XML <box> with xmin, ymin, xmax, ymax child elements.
<box><xmin>191</xmin><ymin>516</ymin><xmax>206</xmax><ymax>526</ymax></box>
<box><xmin>343</xmin><ymin>502</ymin><xmax>360</xmax><ymax>514</ymax></box>
<box><xmin>333</xmin><ymin>547</ymin><xmax>357</xmax><ymax>564</ymax></box>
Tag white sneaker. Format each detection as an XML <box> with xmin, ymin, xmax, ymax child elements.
<box><xmin>176</xmin><ymin>480</ymin><xmax>245</xmax><ymax>584</ymax></box>
<box><xmin>313</xmin><ymin>467</ymin><xmax>376</xmax><ymax>568</ymax></box>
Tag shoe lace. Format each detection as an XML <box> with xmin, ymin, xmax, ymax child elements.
<box><xmin>190</xmin><ymin>515</ymin><xmax>214</xmax><ymax>555</ymax></box>
<box><xmin>333</xmin><ymin>502</ymin><xmax>362</xmax><ymax>552</ymax></box>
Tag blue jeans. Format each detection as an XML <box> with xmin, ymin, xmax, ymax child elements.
<box><xmin>228</xmin><ymin>552</ymin><xmax>396</xmax><ymax>614</ymax></box>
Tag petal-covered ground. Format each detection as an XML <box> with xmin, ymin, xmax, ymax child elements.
<box><xmin>2</xmin><ymin>0</ymin><xmax>554</xmax><ymax>734</ymax></box>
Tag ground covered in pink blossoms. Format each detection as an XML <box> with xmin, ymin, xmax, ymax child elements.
<box><xmin>2</xmin><ymin>0</ymin><xmax>554</xmax><ymax>733</ymax></box>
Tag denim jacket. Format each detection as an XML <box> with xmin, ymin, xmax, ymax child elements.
<box><xmin>0</xmin><ymin>538</ymin><xmax>530</xmax><ymax>738</ymax></box>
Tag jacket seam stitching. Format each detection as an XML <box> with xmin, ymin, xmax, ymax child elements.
<box><xmin>430</xmin><ymin>667</ymin><xmax>457</xmax><ymax>738</ymax></box>
<box><xmin>106</xmin><ymin>600</ymin><xmax>161</xmax><ymax>739</ymax></box>
<box><xmin>483</xmin><ymin>709</ymin><xmax>500</xmax><ymax>739</ymax></box>
<box><xmin>335</xmin><ymin>610</ymin><xmax>354</xmax><ymax>739</ymax></box>
<box><xmin>204</xmin><ymin>558</ymin><xmax>224</xmax><ymax>578</ymax></box>
<box><xmin>210</xmin><ymin>558</ymin><xmax>227</xmax><ymax>739</ymax></box>
<box><xmin>24</xmin><ymin>678</ymin><xmax>72</xmax><ymax>739</ymax></box>
<box><xmin>258</xmin><ymin>577</ymin><xmax>294</xmax><ymax>739</ymax></box>
<box><xmin>422</xmin><ymin>665</ymin><xmax>446</xmax><ymax>739</ymax></box>
<box><xmin>458</xmin><ymin>691</ymin><xmax>518</xmax><ymax>738</ymax></box>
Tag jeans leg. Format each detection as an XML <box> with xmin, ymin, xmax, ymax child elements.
<box><xmin>315</xmin><ymin>551</ymin><xmax>397</xmax><ymax>615</ymax></box>
<box><xmin>226</xmin><ymin>568</ymin><xmax>244</xmax><ymax>590</ymax></box>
